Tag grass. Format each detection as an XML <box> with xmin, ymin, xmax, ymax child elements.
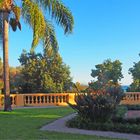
<box><xmin>0</xmin><ymin>107</ymin><xmax>124</xmax><ymax>140</ymax></box>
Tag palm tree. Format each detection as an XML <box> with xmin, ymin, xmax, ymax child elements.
<box><xmin>0</xmin><ymin>0</ymin><xmax>74</xmax><ymax>111</ymax></box>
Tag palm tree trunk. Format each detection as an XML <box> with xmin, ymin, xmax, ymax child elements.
<box><xmin>3</xmin><ymin>12</ymin><xmax>11</xmax><ymax>111</ymax></box>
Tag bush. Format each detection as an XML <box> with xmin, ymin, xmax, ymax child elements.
<box><xmin>105</xmin><ymin>84</ymin><xmax>124</xmax><ymax>105</ymax></box>
<box><xmin>112</xmin><ymin>117</ymin><xmax>140</xmax><ymax>124</ymax></box>
<box><xmin>68</xmin><ymin>93</ymin><xmax>118</xmax><ymax>122</ymax></box>
<box><xmin>66</xmin><ymin>116</ymin><xmax>140</xmax><ymax>134</ymax></box>
<box><xmin>114</xmin><ymin>105</ymin><xmax>128</xmax><ymax>118</ymax></box>
<box><xmin>125</xmin><ymin>105</ymin><xmax>140</xmax><ymax>110</ymax></box>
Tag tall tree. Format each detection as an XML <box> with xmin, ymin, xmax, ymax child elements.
<box><xmin>18</xmin><ymin>50</ymin><xmax>72</xmax><ymax>93</ymax></box>
<box><xmin>0</xmin><ymin>0</ymin><xmax>74</xmax><ymax>111</ymax></box>
<box><xmin>88</xmin><ymin>59</ymin><xmax>123</xmax><ymax>93</ymax></box>
<box><xmin>0</xmin><ymin>57</ymin><xmax>3</xmax><ymax>92</ymax></box>
<box><xmin>128</xmin><ymin>54</ymin><xmax>140</xmax><ymax>91</ymax></box>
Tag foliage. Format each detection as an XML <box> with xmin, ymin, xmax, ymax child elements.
<box><xmin>69</xmin><ymin>82</ymin><xmax>88</xmax><ymax>93</ymax></box>
<box><xmin>88</xmin><ymin>59</ymin><xmax>123</xmax><ymax>93</ymax></box>
<box><xmin>68</xmin><ymin>59</ymin><xmax>124</xmax><ymax>124</ymax></box>
<box><xmin>128</xmin><ymin>55</ymin><xmax>140</xmax><ymax>91</ymax></box>
<box><xmin>105</xmin><ymin>83</ymin><xmax>124</xmax><ymax>105</ymax></box>
<box><xmin>0</xmin><ymin>0</ymin><xmax>74</xmax><ymax>50</ymax></box>
<box><xmin>114</xmin><ymin>105</ymin><xmax>128</xmax><ymax>118</ymax></box>
<box><xmin>0</xmin><ymin>57</ymin><xmax>22</xmax><ymax>93</ymax></box>
<box><xmin>67</xmin><ymin>116</ymin><xmax>140</xmax><ymax>134</ymax></box>
<box><xmin>125</xmin><ymin>105</ymin><xmax>140</xmax><ymax>110</ymax></box>
<box><xmin>18</xmin><ymin>50</ymin><xmax>72</xmax><ymax>93</ymax></box>
<box><xmin>0</xmin><ymin>57</ymin><xmax>2</xmax><ymax>77</ymax></box>
<box><xmin>0</xmin><ymin>79</ymin><xmax>3</xmax><ymax>91</ymax></box>
<box><xmin>0</xmin><ymin>57</ymin><xmax>3</xmax><ymax>90</ymax></box>
<box><xmin>9</xmin><ymin>67</ymin><xmax>22</xmax><ymax>93</ymax></box>
<box><xmin>91</xmin><ymin>59</ymin><xmax>123</xmax><ymax>83</ymax></box>
<box><xmin>112</xmin><ymin>116</ymin><xmax>140</xmax><ymax>124</ymax></box>
<box><xmin>0</xmin><ymin>49</ymin><xmax>72</xmax><ymax>93</ymax></box>
<box><xmin>0</xmin><ymin>0</ymin><xmax>74</xmax><ymax>111</ymax></box>
<box><xmin>68</xmin><ymin>93</ymin><xmax>122</xmax><ymax>123</ymax></box>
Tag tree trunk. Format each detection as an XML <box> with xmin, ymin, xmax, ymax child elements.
<box><xmin>3</xmin><ymin>12</ymin><xmax>12</xmax><ymax>111</ymax></box>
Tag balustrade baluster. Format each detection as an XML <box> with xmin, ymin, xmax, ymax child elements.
<box><xmin>41</xmin><ymin>96</ymin><xmax>44</xmax><ymax>103</ymax></box>
<box><xmin>66</xmin><ymin>95</ymin><xmax>69</xmax><ymax>102</ymax></box>
<box><xmin>59</xmin><ymin>95</ymin><xmax>62</xmax><ymax>103</ymax></box>
<box><xmin>138</xmin><ymin>94</ymin><xmax>140</xmax><ymax>100</ymax></box>
<box><xmin>26</xmin><ymin>96</ymin><xmax>28</xmax><ymax>104</ymax></box>
<box><xmin>56</xmin><ymin>96</ymin><xmax>58</xmax><ymax>103</ymax></box>
<box><xmin>63</xmin><ymin>96</ymin><xmax>66</xmax><ymax>102</ymax></box>
<box><xmin>37</xmin><ymin>96</ymin><xmax>40</xmax><ymax>104</ymax></box>
<box><xmin>53</xmin><ymin>96</ymin><xmax>56</xmax><ymax>103</ymax></box>
<box><xmin>33</xmin><ymin>96</ymin><xmax>36</xmax><ymax>104</ymax></box>
<box><xmin>52</xmin><ymin>96</ymin><xmax>54</xmax><ymax>103</ymax></box>
<box><xmin>30</xmin><ymin>96</ymin><xmax>32</xmax><ymax>104</ymax></box>
<box><xmin>14</xmin><ymin>96</ymin><xmax>16</xmax><ymax>105</ymax></box>
<box><xmin>45</xmin><ymin>96</ymin><xmax>47</xmax><ymax>103</ymax></box>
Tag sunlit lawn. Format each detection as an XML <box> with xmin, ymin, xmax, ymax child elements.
<box><xmin>0</xmin><ymin>107</ymin><xmax>124</xmax><ymax>140</ymax></box>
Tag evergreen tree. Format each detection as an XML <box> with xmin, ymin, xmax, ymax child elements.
<box><xmin>18</xmin><ymin>50</ymin><xmax>72</xmax><ymax>93</ymax></box>
<box><xmin>88</xmin><ymin>59</ymin><xmax>123</xmax><ymax>93</ymax></box>
<box><xmin>128</xmin><ymin>54</ymin><xmax>140</xmax><ymax>91</ymax></box>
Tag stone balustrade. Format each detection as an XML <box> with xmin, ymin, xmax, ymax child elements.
<box><xmin>24</xmin><ymin>93</ymin><xmax>69</xmax><ymax>106</ymax></box>
<box><xmin>0</xmin><ymin>94</ymin><xmax>17</xmax><ymax>108</ymax></box>
<box><xmin>121</xmin><ymin>92</ymin><xmax>140</xmax><ymax>105</ymax></box>
<box><xmin>0</xmin><ymin>93</ymin><xmax>75</xmax><ymax>109</ymax></box>
<box><xmin>0</xmin><ymin>92</ymin><xmax>140</xmax><ymax>109</ymax></box>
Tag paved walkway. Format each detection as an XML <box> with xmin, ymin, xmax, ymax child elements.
<box><xmin>126</xmin><ymin>110</ymin><xmax>140</xmax><ymax>118</ymax></box>
<box><xmin>40</xmin><ymin>113</ymin><xmax>140</xmax><ymax>140</ymax></box>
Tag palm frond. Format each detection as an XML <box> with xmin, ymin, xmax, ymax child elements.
<box><xmin>43</xmin><ymin>20</ymin><xmax>58</xmax><ymax>54</ymax></box>
<box><xmin>35</xmin><ymin>0</ymin><xmax>74</xmax><ymax>34</ymax></box>
<box><xmin>12</xmin><ymin>5</ymin><xmax>21</xmax><ymax>21</ymax></box>
<box><xmin>0</xmin><ymin>0</ymin><xmax>12</xmax><ymax>12</ymax></box>
<box><xmin>22</xmin><ymin>0</ymin><xmax>46</xmax><ymax>51</ymax></box>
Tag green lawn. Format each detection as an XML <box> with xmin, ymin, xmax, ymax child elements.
<box><xmin>0</xmin><ymin>107</ymin><xmax>124</xmax><ymax>140</ymax></box>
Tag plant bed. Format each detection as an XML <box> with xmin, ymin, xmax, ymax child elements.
<box><xmin>66</xmin><ymin>115</ymin><xmax>140</xmax><ymax>134</ymax></box>
<box><xmin>112</xmin><ymin>116</ymin><xmax>140</xmax><ymax>124</ymax></box>
<box><xmin>125</xmin><ymin>105</ymin><xmax>140</xmax><ymax>110</ymax></box>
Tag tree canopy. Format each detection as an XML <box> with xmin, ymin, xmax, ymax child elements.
<box><xmin>88</xmin><ymin>59</ymin><xmax>123</xmax><ymax>93</ymax></box>
<box><xmin>0</xmin><ymin>58</ymin><xmax>3</xmax><ymax>90</ymax></box>
<box><xmin>0</xmin><ymin>0</ymin><xmax>74</xmax><ymax>50</ymax></box>
<box><xmin>17</xmin><ymin>49</ymin><xmax>72</xmax><ymax>93</ymax></box>
<box><xmin>128</xmin><ymin>54</ymin><xmax>140</xmax><ymax>91</ymax></box>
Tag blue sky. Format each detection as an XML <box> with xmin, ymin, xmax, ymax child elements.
<box><xmin>1</xmin><ymin>0</ymin><xmax>140</xmax><ymax>85</ymax></box>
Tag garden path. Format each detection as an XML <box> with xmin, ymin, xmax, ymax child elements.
<box><xmin>126</xmin><ymin>110</ymin><xmax>140</xmax><ymax>118</ymax></box>
<box><xmin>41</xmin><ymin>113</ymin><xmax>140</xmax><ymax>140</ymax></box>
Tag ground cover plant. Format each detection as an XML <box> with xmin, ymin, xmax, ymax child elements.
<box><xmin>0</xmin><ymin>107</ymin><xmax>123</xmax><ymax>140</ymax></box>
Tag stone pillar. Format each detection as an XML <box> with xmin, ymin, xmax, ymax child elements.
<box><xmin>16</xmin><ymin>94</ymin><xmax>24</xmax><ymax>107</ymax></box>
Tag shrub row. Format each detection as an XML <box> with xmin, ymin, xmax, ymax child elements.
<box><xmin>66</xmin><ymin>116</ymin><xmax>140</xmax><ymax>134</ymax></box>
<box><xmin>125</xmin><ymin>105</ymin><xmax>140</xmax><ymax>110</ymax></box>
<box><xmin>112</xmin><ymin>117</ymin><xmax>140</xmax><ymax>124</ymax></box>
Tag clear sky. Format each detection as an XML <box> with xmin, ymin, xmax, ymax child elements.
<box><xmin>1</xmin><ymin>0</ymin><xmax>140</xmax><ymax>85</ymax></box>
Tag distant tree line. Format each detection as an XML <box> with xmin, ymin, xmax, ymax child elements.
<box><xmin>0</xmin><ymin>48</ymin><xmax>73</xmax><ymax>93</ymax></box>
<box><xmin>86</xmin><ymin>55</ymin><xmax>140</xmax><ymax>93</ymax></box>
<box><xmin>1</xmin><ymin>53</ymin><xmax>140</xmax><ymax>93</ymax></box>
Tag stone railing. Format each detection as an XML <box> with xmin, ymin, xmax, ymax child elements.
<box><xmin>0</xmin><ymin>93</ymin><xmax>75</xmax><ymax>109</ymax></box>
<box><xmin>0</xmin><ymin>92</ymin><xmax>140</xmax><ymax>109</ymax></box>
<box><xmin>121</xmin><ymin>92</ymin><xmax>140</xmax><ymax>105</ymax></box>
<box><xmin>0</xmin><ymin>94</ymin><xmax>17</xmax><ymax>108</ymax></box>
